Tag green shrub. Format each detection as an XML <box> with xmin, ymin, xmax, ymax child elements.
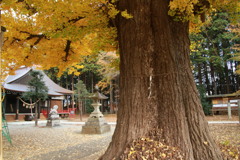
<box><xmin>197</xmin><ymin>85</ymin><xmax>212</xmax><ymax>115</ymax></box>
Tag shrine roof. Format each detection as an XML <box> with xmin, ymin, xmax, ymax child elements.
<box><xmin>3</xmin><ymin>67</ymin><xmax>73</xmax><ymax>96</ymax></box>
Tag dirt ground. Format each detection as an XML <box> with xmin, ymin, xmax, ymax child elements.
<box><xmin>3</xmin><ymin>124</ymin><xmax>115</xmax><ymax>160</ymax></box>
<box><xmin>6</xmin><ymin>113</ymin><xmax>239</xmax><ymax>122</ymax></box>
<box><xmin>70</xmin><ymin>114</ymin><xmax>239</xmax><ymax>122</ymax></box>
<box><xmin>2</xmin><ymin>114</ymin><xmax>240</xmax><ymax>160</ymax></box>
<box><xmin>205</xmin><ymin>115</ymin><xmax>239</xmax><ymax>121</ymax></box>
<box><xmin>67</xmin><ymin>114</ymin><xmax>117</xmax><ymax>122</ymax></box>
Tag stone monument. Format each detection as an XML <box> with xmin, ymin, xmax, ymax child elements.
<box><xmin>46</xmin><ymin>105</ymin><xmax>60</xmax><ymax>127</ymax></box>
<box><xmin>81</xmin><ymin>85</ymin><xmax>111</xmax><ymax>134</ymax></box>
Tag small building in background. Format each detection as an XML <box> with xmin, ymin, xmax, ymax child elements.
<box><xmin>2</xmin><ymin>67</ymin><xmax>73</xmax><ymax>121</ymax></box>
<box><xmin>207</xmin><ymin>94</ymin><xmax>239</xmax><ymax>115</ymax></box>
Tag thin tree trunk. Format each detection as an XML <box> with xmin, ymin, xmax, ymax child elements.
<box><xmin>77</xmin><ymin>89</ymin><xmax>83</xmax><ymax>121</ymax></box>
<box><xmin>203</xmin><ymin>62</ymin><xmax>211</xmax><ymax>95</ymax></box>
<box><xmin>229</xmin><ymin>62</ymin><xmax>234</xmax><ymax>92</ymax></box>
<box><xmin>197</xmin><ymin>63</ymin><xmax>203</xmax><ymax>85</ymax></box>
<box><xmin>231</xmin><ymin>62</ymin><xmax>237</xmax><ymax>92</ymax></box>
<box><xmin>78</xmin><ymin>99</ymin><xmax>83</xmax><ymax>121</ymax></box>
<box><xmin>66</xmin><ymin>76</ymin><xmax>68</xmax><ymax>90</ymax></box>
<box><xmin>38</xmin><ymin>101</ymin><xmax>41</xmax><ymax>119</ymax></box>
<box><xmin>210</xmin><ymin>63</ymin><xmax>217</xmax><ymax>94</ymax></box>
<box><xmin>219</xmin><ymin>71</ymin><xmax>225</xmax><ymax>94</ymax></box>
<box><xmin>100</xmin><ymin>0</ymin><xmax>223</xmax><ymax>159</ymax></box>
<box><xmin>83</xmin><ymin>100</ymin><xmax>85</xmax><ymax>114</ymax></box>
<box><xmin>34</xmin><ymin>103</ymin><xmax>38</xmax><ymax>126</ymax></box>
<box><xmin>71</xmin><ymin>74</ymin><xmax>74</xmax><ymax>109</ymax></box>
<box><xmin>235</xmin><ymin>61</ymin><xmax>240</xmax><ymax>90</ymax></box>
<box><xmin>224</xmin><ymin>62</ymin><xmax>230</xmax><ymax>93</ymax></box>
<box><xmin>198</xmin><ymin>63</ymin><xmax>202</xmax><ymax>85</ymax></box>
<box><xmin>91</xmin><ymin>72</ymin><xmax>94</xmax><ymax>93</ymax></box>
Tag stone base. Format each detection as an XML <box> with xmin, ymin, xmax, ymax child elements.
<box><xmin>81</xmin><ymin>117</ymin><xmax>111</xmax><ymax>134</ymax></box>
<box><xmin>46</xmin><ymin>119</ymin><xmax>60</xmax><ymax>127</ymax></box>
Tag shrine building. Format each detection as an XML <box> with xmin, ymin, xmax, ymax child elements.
<box><xmin>2</xmin><ymin>67</ymin><xmax>73</xmax><ymax>121</ymax></box>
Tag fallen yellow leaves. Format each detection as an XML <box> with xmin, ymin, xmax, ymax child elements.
<box><xmin>120</xmin><ymin>135</ymin><xmax>184</xmax><ymax>160</ymax></box>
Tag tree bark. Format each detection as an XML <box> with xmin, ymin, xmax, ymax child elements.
<box><xmin>100</xmin><ymin>0</ymin><xmax>223</xmax><ymax>160</ymax></box>
<box><xmin>34</xmin><ymin>103</ymin><xmax>38</xmax><ymax>126</ymax></box>
<box><xmin>78</xmin><ymin>99</ymin><xmax>83</xmax><ymax>121</ymax></box>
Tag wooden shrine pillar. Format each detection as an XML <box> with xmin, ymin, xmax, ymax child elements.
<box><xmin>66</xmin><ymin>95</ymin><xmax>69</xmax><ymax>111</ymax></box>
<box><xmin>15</xmin><ymin>98</ymin><xmax>19</xmax><ymax>121</ymax></box>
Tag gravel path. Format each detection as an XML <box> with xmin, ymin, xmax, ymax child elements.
<box><xmin>25</xmin><ymin>135</ymin><xmax>111</xmax><ymax>160</ymax></box>
<box><xmin>3</xmin><ymin>124</ymin><xmax>114</xmax><ymax>160</ymax></box>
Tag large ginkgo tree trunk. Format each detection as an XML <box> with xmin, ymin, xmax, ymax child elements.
<box><xmin>101</xmin><ymin>0</ymin><xmax>223</xmax><ymax>160</ymax></box>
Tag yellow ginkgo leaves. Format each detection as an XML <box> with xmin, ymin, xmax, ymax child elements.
<box><xmin>1</xmin><ymin>0</ymin><xmax>117</xmax><ymax>75</ymax></box>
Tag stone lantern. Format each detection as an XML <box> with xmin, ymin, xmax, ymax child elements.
<box><xmin>81</xmin><ymin>85</ymin><xmax>111</xmax><ymax>134</ymax></box>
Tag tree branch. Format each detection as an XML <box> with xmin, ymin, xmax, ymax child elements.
<box><xmin>193</xmin><ymin>0</ymin><xmax>210</xmax><ymax>22</ymax></box>
<box><xmin>55</xmin><ymin>16</ymin><xmax>85</xmax><ymax>32</ymax></box>
<box><xmin>63</xmin><ymin>40</ymin><xmax>72</xmax><ymax>62</ymax></box>
<box><xmin>20</xmin><ymin>31</ymin><xmax>47</xmax><ymax>45</ymax></box>
<box><xmin>17</xmin><ymin>0</ymin><xmax>37</xmax><ymax>15</ymax></box>
<box><xmin>11</xmin><ymin>37</ymin><xmax>21</xmax><ymax>45</ymax></box>
<box><xmin>68</xmin><ymin>16</ymin><xmax>85</xmax><ymax>24</ymax></box>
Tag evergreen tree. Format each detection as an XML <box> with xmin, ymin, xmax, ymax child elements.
<box><xmin>22</xmin><ymin>70</ymin><xmax>48</xmax><ymax>126</ymax></box>
<box><xmin>190</xmin><ymin>11</ymin><xmax>240</xmax><ymax>95</ymax></box>
<box><xmin>197</xmin><ymin>85</ymin><xmax>211</xmax><ymax>115</ymax></box>
<box><xmin>75</xmin><ymin>80</ymin><xmax>90</xmax><ymax>120</ymax></box>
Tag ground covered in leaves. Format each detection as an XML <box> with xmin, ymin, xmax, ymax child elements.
<box><xmin>2</xmin><ymin>115</ymin><xmax>240</xmax><ymax>160</ymax></box>
<box><xmin>3</xmin><ymin>124</ymin><xmax>114</xmax><ymax>160</ymax></box>
<box><xmin>210</xmin><ymin>124</ymin><xmax>240</xmax><ymax>160</ymax></box>
<box><xmin>121</xmin><ymin>124</ymin><xmax>239</xmax><ymax>160</ymax></box>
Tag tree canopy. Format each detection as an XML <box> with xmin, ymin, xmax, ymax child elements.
<box><xmin>2</xmin><ymin>0</ymin><xmax>117</xmax><ymax>74</ymax></box>
<box><xmin>1</xmin><ymin>0</ymin><xmax>239</xmax><ymax>75</ymax></box>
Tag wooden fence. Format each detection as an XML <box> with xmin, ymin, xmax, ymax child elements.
<box><xmin>211</xmin><ymin>99</ymin><xmax>240</xmax><ymax>123</ymax></box>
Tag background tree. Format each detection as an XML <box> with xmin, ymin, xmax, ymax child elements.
<box><xmin>22</xmin><ymin>70</ymin><xmax>48</xmax><ymax>126</ymax></box>
<box><xmin>230</xmin><ymin>23</ymin><xmax>240</xmax><ymax>73</ymax></box>
<box><xmin>97</xmin><ymin>51</ymin><xmax>120</xmax><ymax>113</ymax></box>
<box><xmin>75</xmin><ymin>80</ymin><xmax>90</xmax><ymax>120</ymax></box>
<box><xmin>44</xmin><ymin>55</ymin><xmax>103</xmax><ymax>93</ymax></box>
<box><xmin>197</xmin><ymin>85</ymin><xmax>211</xmax><ymax>115</ymax></box>
<box><xmin>190</xmin><ymin>11</ymin><xmax>240</xmax><ymax>95</ymax></box>
<box><xmin>78</xmin><ymin>55</ymin><xmax>103</xmax><ymax>93</ymax></box>
<box><xmin>44</xmin><ymin>55</ymin><xmax>103</xmax><ymax>114</ymax></box>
